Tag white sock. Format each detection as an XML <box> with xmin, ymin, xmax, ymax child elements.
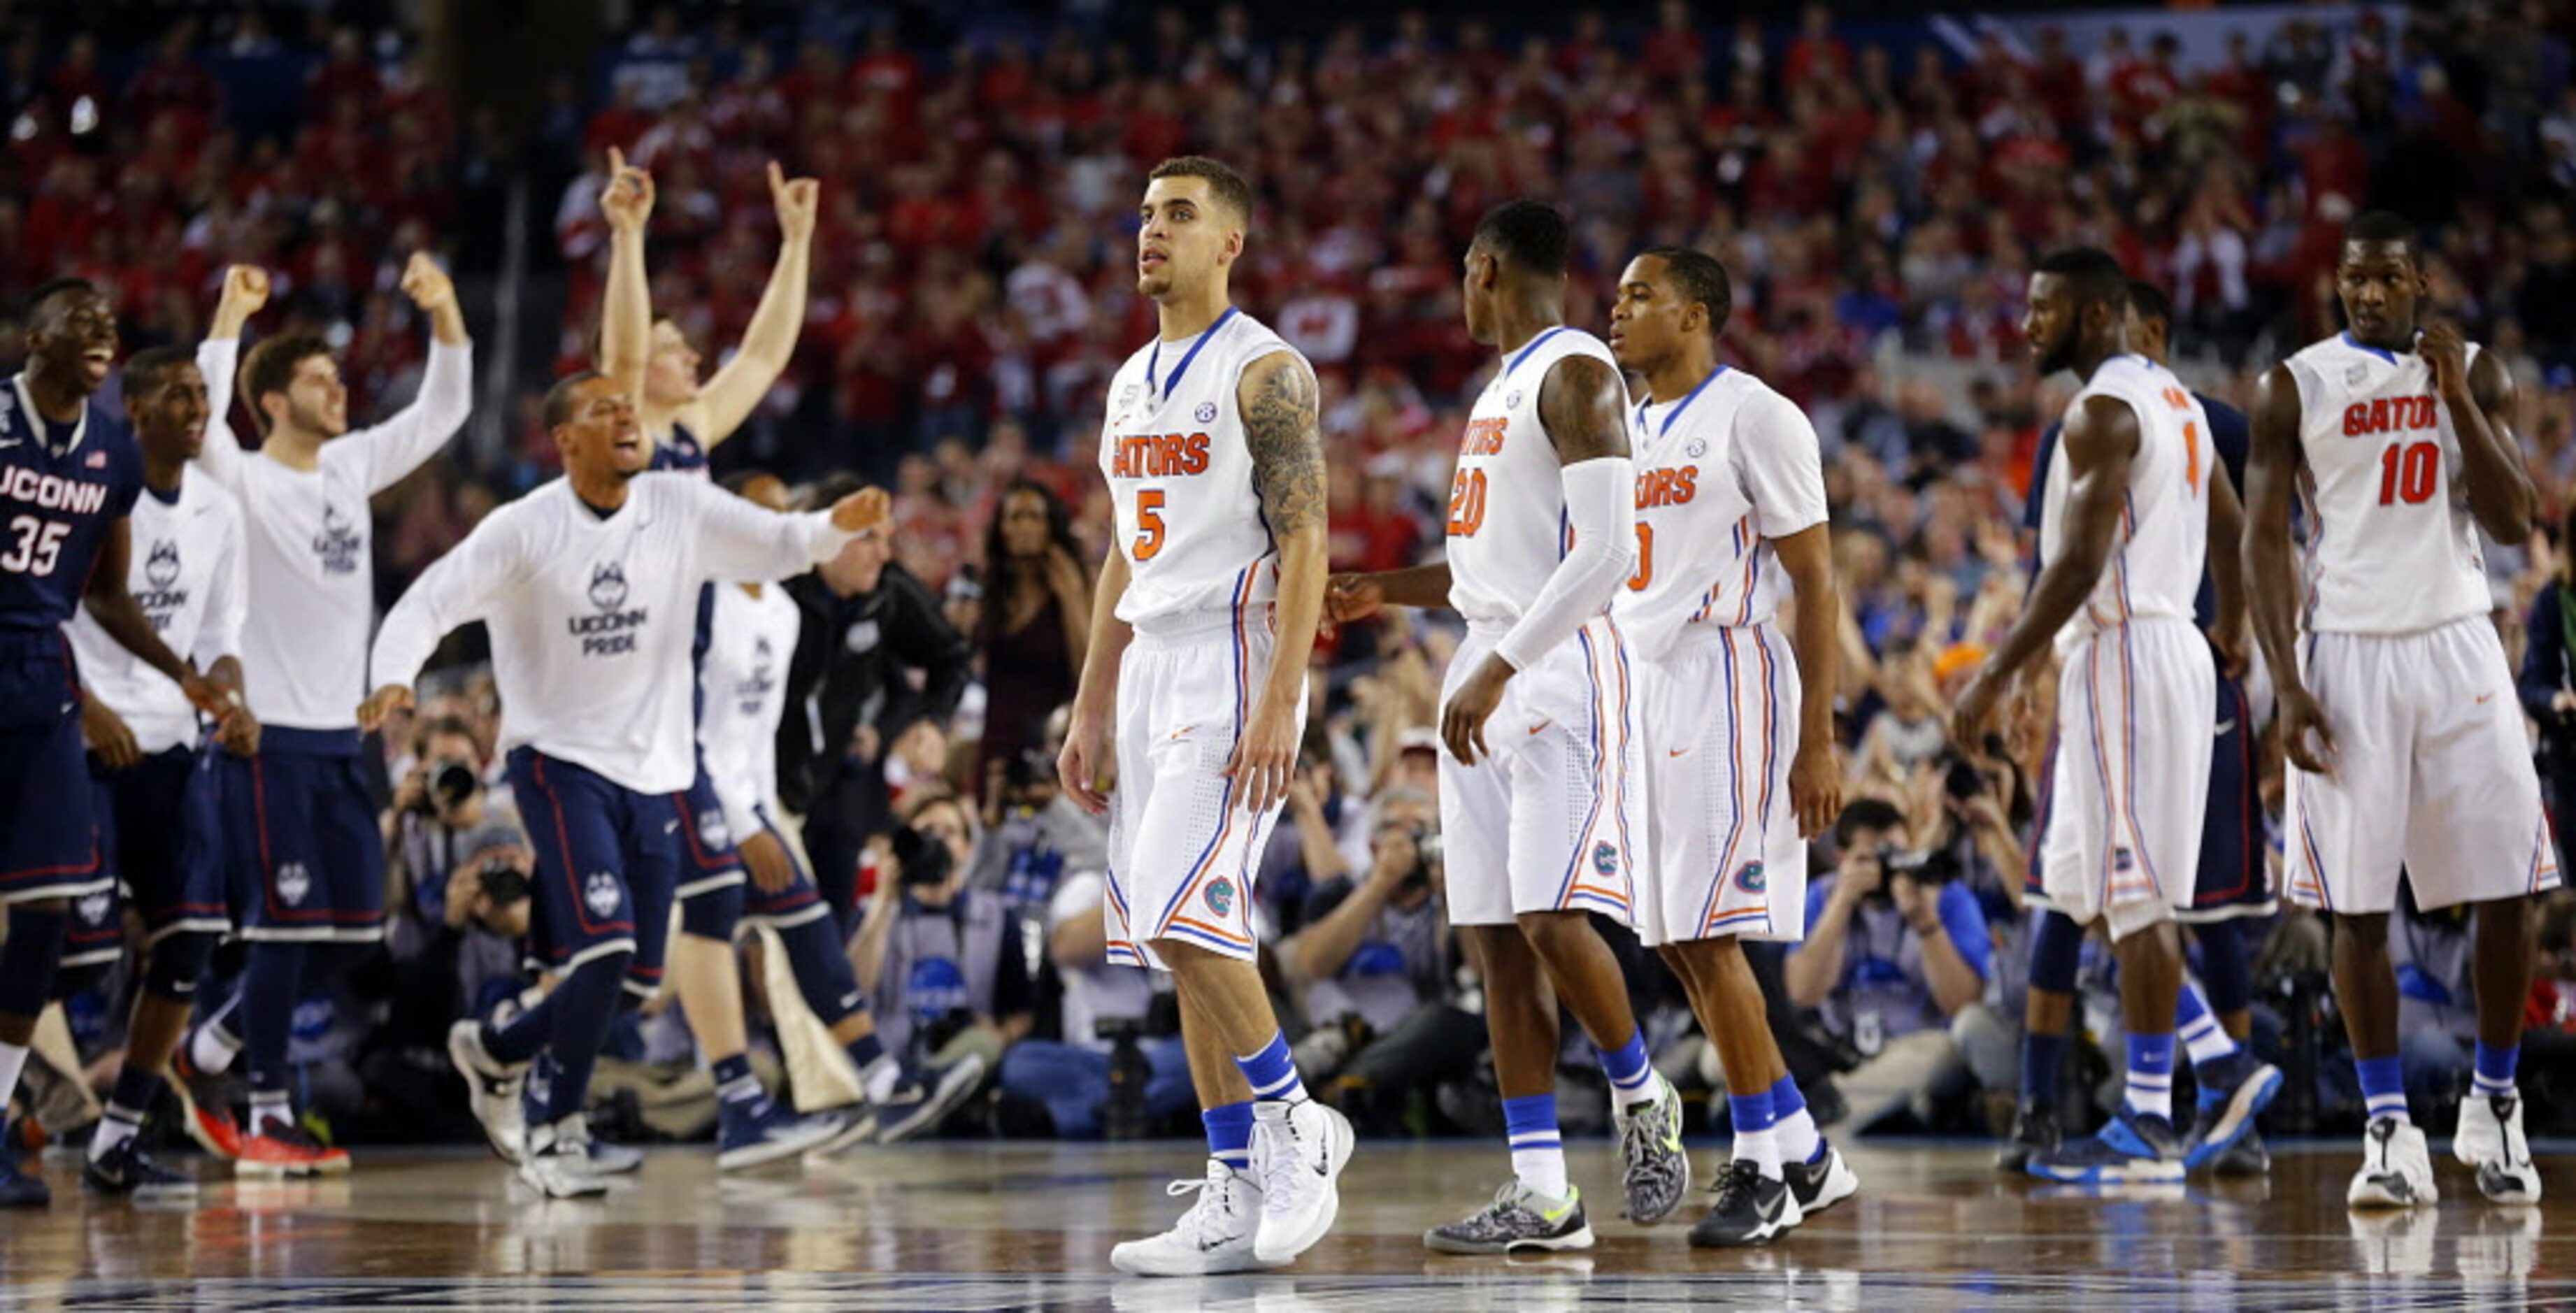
<box><xmin>1734</xmin><ymin>1126</ymin><xmax>1784</xmax><ymax>1182</ymax></box>
<box><xmin>0</xmin><ymin>1041</ymin><xmax>26</xmax><ymax>1110</ymax></box>
<box><xmin>89</xmin><ymin>1103</ymin><xmax>143</xmax><ymax>1158</ymax></box>
<box><xmin>248</xmin><ymin>1091</ymin><xmax>293</xmax><ymax>1135</ymax></box>
<box><xmin>1512</xmin><ymin>1145</ymin><xmax>1569</xmax><ymax>1200</ymax></box>
<box><xmin>2177</xmin><ymin>1007</ymin><xmax>2239</xmax><ymax>1068</ymax></box>
<box><xmin>1774</xmin><ymin>1107</ymin><xmax>1822</xmax><ymax>1165</ymax></box>
<box><xmin>190</xmin><ymin>1024</ymin><xmax>241</xmax><ymax>1077</ymax></box>
<box><xmin>861</xmin><ymin>1055</ymin><xmax>900</xmax><ymax>1105</ymax></box>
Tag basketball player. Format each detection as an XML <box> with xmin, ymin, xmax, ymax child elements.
<box><xmin>362</xmin><ymin>372</ymin><xmax>888</xmax><ymax>1198</ymax></box>
<box><xmin>591</xmin><ymin>144</ymin><xmax>841</xmax><ymax>1167</ymax></box>
<box><xmin>1057</xmin><ymin>157</ymin><xmax>1348</xmax><ymax>1275</ymax></box>
<box><xmin>1326</xmin><ymin>201</ymin><xmax>1687</xmax><ymax>1251</ymax></box>
<box><xmin>0</xmin><ymin>278</ymin><xmax>230</xmax><ymax>1207</ymax></box>
<box><xmin>2002</xmin><ymin>280</ymin><xmax>2282</xmax><ymax>1178</ymax></box>
<box><xmin>1605</xmin><ymin>247</ymin><xmax>1861</xmax><ymax>1246</ymax></box>
<box><xmin>693</xmin><ymin>469</ymin><xmax>985</xmax><ymax>1149</ymax></box>
<box><xmin>2245</xmin><ymin>211</ymin><xmax>2552</xmax><ymax>1208</ymax></box>
<box><xmin>180</xmin><ymin>258</ymin><xmax>471</xmax><ymax>1176</ymax></box>
<box><xmin>1953</xmin><ymin>247</ymin><xmax>2247</xmax><ymax>1184</ymax></box>
<box><xmin>68</xmin><ymin>346</ymin><xmax>258</xmax><ymax>1198</ymax></box>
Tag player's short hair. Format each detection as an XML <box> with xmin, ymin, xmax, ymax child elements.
<box><xmin>2033</xmin><ymin>246</ymin><xmax>2129</xmax><ymax>316</ymax></box>
<box><xmin>1641</xmin><ymin>246</ymin><xmax>1733</xmax><ymax>333</ymax></box>
<box><xmin>240</xmin><ymin>334</ymin><xmax>334</xmax><ymax>431</ymax></box>
<box><xmin>121</xmin><ymin>345</ymin><xmax>193</xmax><ymax>399</ymax></box>
<box><xmin>2344</xmin><ymin>210</ymin><xmax>2420</xmax><ymax>260</ymax></box>
<box><xmin>543</xmin><ymin>370</ymin><xmax>608</xmax><ymax>430</ymax></box>
<box><xmin>23</xmin><ymin>276</ymin><xmax>96</xmax><ymax>320</ymax></box>
<box><xmin>1147</xmin><ymin>156</ymin><xmax>1254</xmax><ymax>226</ymax></box>
<box><xmin>1473</xmin><ymin>200</ymin><xmax>1571</xmax><ymax>278</ymax></box>
<box><xmin>2125</xmin><ymin>279</ymin><xmax>2173</xmax><ymax>330</ymax></box>
<box><xmin>1833</xmin><ymin>797</ymin><xmax>1909</xmax><ymax>849</ymax></box>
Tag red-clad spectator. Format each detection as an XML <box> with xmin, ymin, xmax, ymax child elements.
<box><xmin>1784</xmin><ymin>3</ymin><xmax>1852</xmax><ymax>87</ymax></box>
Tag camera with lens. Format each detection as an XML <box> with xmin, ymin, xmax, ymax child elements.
<box><xmin>412</xmin><ymin>757</ymin><xmax>479</xmax><ymax>817</ymax></box>
<box><xmin>475</xmin><ymin>854</ymin><xmax>531</xmax><ymax>905</ymax></box>
<box><xmin>1875</xmin><ymin>843</ymin><xmax>1963</xmax><ymax>892</ymax></box>
<box><xmin>1400</xmin><ymin>824</ymin><xmax>1442</xmax><ymax>895</ymax></box>
<box><xmin>892</xmin><ymin>824</ymin><xmax>957</xmax><ymax>889</ymax></box>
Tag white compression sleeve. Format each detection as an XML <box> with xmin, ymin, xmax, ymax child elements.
<box><xmin>1494</xmin><ymin>455</ymin><xmax>1638</xmax><ymax>673</ymax></box>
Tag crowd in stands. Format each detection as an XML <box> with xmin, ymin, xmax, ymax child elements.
<box><xmin>17</xmin><ymin>1</ymin><xmax>2576</xmax><ymax>1156</ymax></box>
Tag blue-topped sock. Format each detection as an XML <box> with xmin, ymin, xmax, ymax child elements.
<box><xmin>1729</xmin><ymin>1087</ymin><xmax>1783</xmax><ymax>1179</ymax></box>
<box><xmin>1503</xmin><ymin>1093</ymin><xmax>1568</xmax><ymax>1199</ymax></box>
<box><xmin>1233</xmin><ymin>1031</ymin><xmax>1307</xmax><ymax>1104</ymax></box>
<box><xmin>2176</xmin><ymin>982</ymin><xmax>2246</xmax><ymax>1105</ymax></box>
<box><xmin>2022</xmin><ymin>1030</ymin><xmax>2066</xmax><ymax>1109</ymax></box>
<box><xmin>2473</xmin><ymin>1041</ymin><xmax>2519</xmax><ymax>1100</ymax></box>
<box><xmin>1770</xmin><ymin>1075</ymin><xmax>1824</xmax><ymax>1165</ymax></box>
<box><xmin>2356</xmin><ymin>1054</ymin><xmax>2410</xmax><ymax>1125</ymax></box>
<box><xmin>1203</xmin><ymin>1101</ymin><xmax>1253</xmax><ymax>1174</ymax></box>
<box><xmin>2123</xmin><ymin>1031</ymin><xmax>2175</xmax><ymax>1124</ymax></box>
<box><xmin>1597</xmin><ymin>1030</ymin><xmax>1654</xmax><ymax>1106</ymax></box>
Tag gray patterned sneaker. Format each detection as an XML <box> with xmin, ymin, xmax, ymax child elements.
<box><xmin>1424</xmin><ymin>1181</ymin><xmax>1595</xmax><ymax>1254</ymax></box>
<box><xmin>1614</xmin><ymin>1075</ymin><xmax>1690</xmax><ymax>1224</ymax></box>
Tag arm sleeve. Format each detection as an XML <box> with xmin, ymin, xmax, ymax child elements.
<box><xmin>192</xmin><ymin>338</ymin><xmax>248</xmax><ymax>492</ymax></box>
<box><xmin>369</xmin><ymin>511</ymin><xmax>518</xmax><ymax>692</ymax></box>
<box><xmin>192</xmin><ymin>503</ymin><xmax>248</xmax><ymax>667</ymax></box>
<box><xmin>343</xmin><ymin>340</ymin><xmax>477</xmax><ymax>496</ymax></box>
<box><xmin>687</xmin><ymin>482</ymin><xmax>859</xmax><ymax>585</ymax></box>
<box><xmin>1736</xmin><ymin>389</ymin><xmax>1829</xmax><ymax>540</ymax></box>
<box><xmin>1493</xmin><ymin>455</ymin><xmax>1638</xmax><ymax>673</ymax></box>
<box><xmin>1933</xmin><ymin>882</ymin><xmax>1993</xmax><ymax>984</ymax></box>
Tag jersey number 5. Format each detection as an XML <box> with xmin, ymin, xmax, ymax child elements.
<box><xmin>1133</xmin><ymin>489</ymin><xmax>1167</xmax><ymax>561</ymax></box>
<box><xmin>2378</xmin><ymin>442</ymin><xmax>2439</xmax><ymax>505</ymax></box>
<box><xmin>0</xmin><ymin>515</ymin><xmax>69</xmax><ymax>576</ymax></box>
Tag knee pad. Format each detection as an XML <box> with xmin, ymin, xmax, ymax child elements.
<box><xmin>0</xmin><ymin>904</ymin><xmax>71</xmax><ymax>1016</ymax></box>
<box><xmin>680</xmin><ymin>882</ymin><xmax>744</xmax><ymax>941</ymax></box>
<box><xmin>145</xmin><ymin>929</ymin><xmax>219</xmax><ymax>1004</ymax></box>
<box><xmin>2027</xmin><ymin>907</ymin><xmax>2083</xmax><ymax>995</ymax></box>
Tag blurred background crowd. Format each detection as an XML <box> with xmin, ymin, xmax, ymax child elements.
<box><xmin>13</xmin><ymin>0</ymin><xmax>2576</xmax><ymax>1156</ymax></box>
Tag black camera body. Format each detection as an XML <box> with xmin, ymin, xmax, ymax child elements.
<box><xmin>415</xmin><ymin>758</ymin><xmax>478</xmax><ymax>815</ymax></box>
<box><xmin>892</xmin><ymin>824</ymin><xmax>956</xmax><ymax>889</ymax></box>
<box><xmin>1401</xmin><ymin>823</ymin><xmax>1441</xmax><ymax>894</ymax></box>
<box><xmin>1876</xmin><ymin>843</ymin><xmax>1963</xmax><ymax>888</ymax></box>
<box><xmin>476</xmin><ymin>855</ymin><xmax>531</xmax><ymax>905</ymax></box>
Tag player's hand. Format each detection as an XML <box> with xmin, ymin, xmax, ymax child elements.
<box><xmin>1224</xmin><ymin>698</ymin><xmax>1297</xmax><ymax>815</ymax></box>
<box><xmin>217</xmin><ymin>264</ymin><xmax>271</xmax><ymax>320</ymax></box>
<box><xmin>769</xmin><ymin>160</ymin><xmax>820</xmax><ymax>244</ymax></box>
<box><xmin>829</xmin><ymin>485</ymin><xmax>892</xmax><ymax>535</ymax></box>
<box><xmin>738</xmin><ymin>829</ymin><xmax>796</xmax><ymax>896</ymax></box>
<box><xmin>1441</xmin><ymin>655</ymin><xmax>1513</xmax><ymax>767</ymax></box>
<box><xmin>2419</xmin><ymin>321</ymin><xmax>2471</xmax><ymax>400</ymax></box>
<box><xmin>2275</xmin><ymin>682</ymin><xmax>2340</xmax><ymax>776</ymax></box>
<box><xmin>1057</xmin><ymin>711</ymin><xmax>1110</xmax><ymax>816</ymax></box>
<box><xmin>1789</xmin><ymin>738</ymin><xmax>1841</xmax><ymax>839</ymax></box>
<box><xmin>214</xmin><ymin>698</ymin><xmax>261</xmax><ymax>758</ymax></box>
<box><xmin>2210</xmin><ymin>615</ymin><xmax>2250</xmax><ymax>680</ymax></box>
<box><xmin>399</xmin><ymin>252</ymin><xmax>457</xmax><ymax>315</ymax></box>
<box><xmin>1949</xmin><ymin>665</ymin><xmax>2009</xmax><ymax>752</ymax></box>
<box><xmin>357</xmin><ymin>684</ymin><xmax>415</xmax><ymax>733</ymax></box>
<box><xmin>599</xmin><ymin>146</ymin><xmax>655</xmax><ymax>229</ymax></box>
<box><xmin>1320</xmin><ymin>573</ymin><xmax>1384</xmax><ymax>639</ymax></box>
<box><xmin>80</xmin><ymin>695</ymin><xmax>141</xmax><ymax>770</ymax></box>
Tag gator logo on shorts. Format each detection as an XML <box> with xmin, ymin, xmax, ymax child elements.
<box><xmin>1204</xmin><ymin>877</ymin><xmax>1236</xmax><ymax>919</ymax></box>
<box><xmin>1736</xmin><ymin>861</ymin><xmax>1767</xmax><ymax>894</ymax></box>
<box><xmin>1593</xmin><ymin>842</ymin><xmax>1619</xmax><ymax>876</ymax></box>
<box><xmin>697</xmin><ymin>809</ymin><xmax>731</xmax><ymax>853</ymax></box>
<box><xmin>275</xmin><ymin>861</ymin><xmax>313</xmax><ymax>907</ymax></box>
<box><xmin>585</xmin><ymin>871</ymin><xmax>622</xmax><ymax>919</ymax></box>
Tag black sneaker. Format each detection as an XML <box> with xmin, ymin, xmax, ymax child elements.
<box><xmin>1423</xmin><ymin>1182</ymin><xmax>1595</xmax><ymax>1254</ymax></box>
<box><xmin>1689</xmin><ymin>1159</ymin><xmax>1803</xmax><ymax>1248</ymax></box>
<box><xmin>2214</xmin><ymin>1127</ymin><xmax>2270</xmax><ymax>1177</ymax></box>
<box><xmin>1997</xmin><ymin>1104</ymin><xmax>2061</xmax><ymax>1175</ymax></box>
<box><xmin>83</xmin><ymin>1138</ymin><xmax>199</xmax><ymax>1200</ymax></box>
<box><xmin>1783</xmin><ymin>1142</ymin><xmax>1859</xmax><ymax>1215</ymax></box>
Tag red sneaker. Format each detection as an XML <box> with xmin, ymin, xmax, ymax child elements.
<box><xmin>167</xmin><ymin>1051</ymin><xmax>242</xmax><ymax>1161</ymax></box>
<box><xmin>235</xmin><ymin>1123</ymin><xmax>350</xmax><ymax>1178</ymax></box>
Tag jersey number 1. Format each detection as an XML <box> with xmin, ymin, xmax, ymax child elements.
<box><xmin>2378</xmin><ymin>442</ymin><xmax>2438</xmax><ymax>505</ymax></box>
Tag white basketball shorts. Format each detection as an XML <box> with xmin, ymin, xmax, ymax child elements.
<box><xmin>2036</xmin><ymin>617</ymin><xmax>2214</xmax><ymax>940</ymax></box>
<box><xmin>2284</xmin><ymin>616</ymin><xmax>2559</xmax><ymax>914</ymax></box>
<box><xmin>1632</xmin><ymin>622</ymin><xmax>1807</xmax><ymax>948</ymax></box>
<box><xmin>1440</xmin><ymin>616</ymin><xmax>1644</xmax><ymax>928</ymax></box>
<box><xmin>1105</xmin><ymin>606</ymin><xmax>1304</xmax><ymax>970</ymax></box>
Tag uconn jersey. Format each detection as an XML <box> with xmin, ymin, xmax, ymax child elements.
<box><xmin>66</xmin><ymin>476</ymin><xmax>245</xmax><ymax>752</ymax></box>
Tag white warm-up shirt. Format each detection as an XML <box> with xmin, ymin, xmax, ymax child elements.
<box><xmin>64</xmin><ymin>475</ymin><xmax>248</xmax><ymax>752</ymax></box>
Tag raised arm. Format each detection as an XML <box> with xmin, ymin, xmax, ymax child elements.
<box><xmin>692</xmin><ymin>480</ymin><xmax>884</xmax><ymax>584</ymax></box>
<box><xmin>2426</xmin><ymin>326</ymin><xmax>2536</xmax><ymax>545</ymax></box>
<box><xmin>2244</xmin><ymin>363</ymin><xmax>2337</xmax><ymax>774</ymax></box>
<box><xmin>347</xmin><ymin>253</ymin><xmax>475</xmax><ymax>496</ymax></box>
<box><xmin>1229</xmin><ymin>348</ymin><xmax>1330</xmax><ymax>815</ymax></box>
<box><xmin>690</xmin><ymin>162</ymin><xmax>818</xmax><ymax>447</ymax></box>
<box><xmin>194</xmin><ymin>265</ymin><xmax>271</xmax><ymax>490</ymax></box>
<box><xmin>597</xmin><ymin>147</ymin><xmax>657</xmax><ymax>405</ymax></box>
<box><xmin>1951</xmin><ymin>393</ymin><xmax>2138</xmax><ymax>746</ymax></box>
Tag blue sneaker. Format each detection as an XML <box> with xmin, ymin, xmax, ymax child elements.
<box><xmin>715</xmin><ymin>1096</ymin><xmax>844</xmax><ymax>1170</ymax></box>
<box><xmin>2184</xmin><ymin>1058</ymin><xmax>2283</xmax><ymax>1174</ymax></box>
<box><xmin>1</xmin><ymin>1125</ymin><xmax>49</xmax><ymax>1208</ymax></box>
<box><xmin>2028</xmin><ymin>1110</ymin><xmax>2185</xmax><ymax>1184</ymax></box>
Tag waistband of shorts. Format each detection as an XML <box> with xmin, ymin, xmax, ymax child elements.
<box><xmin>1132</xmin><ymin>607</ymin><xmax>1262</xmax><ymax>647</ymax></box>
<box><xmin>259</xmin><ymin>725</ymin><xmax>363</xmax><ymax>758</ymax></box>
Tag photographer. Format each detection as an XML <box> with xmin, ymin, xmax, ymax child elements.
<box><xmin>994</xmin><ymin>856</ymin><xmax>1196</xmax><ymax>1139</ymax></box>
<box><xmin>1787</xmin><ymin>798</ymin><xmax>2010</xmax><ymax>1132</ymax></box>
<box><xmin>850</xmin><ymin>790</ymin><xmax>1035</xmax><ymax>1123</ymax></box>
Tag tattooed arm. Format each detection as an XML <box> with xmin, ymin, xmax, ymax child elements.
<box><xmin>1231</xmin><ymin>349</ymin><xmax>1329</xmax><ymax>815</ymax></box>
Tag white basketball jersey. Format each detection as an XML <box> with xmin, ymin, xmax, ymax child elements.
<box><xmin>1100</xmin><ymin>308</ymin><xmax>1305</xmax><ymax>627</ymax></box>
<box><xmin>1447</xmin><ymin>327</ymin><xmax>1630</xmax><ymax>628</ymax></box>
<box><xmin>697</xmin><ymin>582</ymin><xmax>799</xmax><ymax>840</ymax></box>
<box><xmin>64</xmin><ymin>475</ymin><xmax>247</xmax><ymax>753</ymax></box>
<box><xmin>1614</xmin><ymin>366</ymin><xmax>1829</xmax><ymax>661</ymax></box>
<box><xmin>2038</xmin><ymin>355</ymin><xmax>2212</xmax><ymax>652</ymax></box>
<box><xmin>2282</xmin><ymin>333</ymin><xmax>2491</xmax><ymax>635</ymax></box>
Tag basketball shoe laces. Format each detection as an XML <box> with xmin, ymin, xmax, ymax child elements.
<box><xmin>1165</xmin><ymin>1159</ymin><xmax>1240</xmax><ymax>1247</ymax></box>
<box><xmin>1256</xmin><ymin>1115</ymin><xmax>1307</xmax><ymax>1224</ymax></box>
<box><xmin>1621</xmin><ymin>1099</ymin><xmax>1684</xmax><ymax>1201</ymax></box>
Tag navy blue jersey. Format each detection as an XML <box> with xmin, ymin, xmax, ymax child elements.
<box><xmin>652</xmin><ymin>423</ymin><xmax>722</xmax><ymax>713</ymax></box>
<box><xmin>0</xmin><ymin>376</ymin><xmax>142</xmax><ymax>630</ymax></box>
<box><xmin>650</xmin><ymin>422</ymin><xmax>709</xmax><ymax>474</ymax></box>
<box><xmin>2025</xmin><ymin>389</ymin><xmax>2248</xmax><ymax>629</ymax></box>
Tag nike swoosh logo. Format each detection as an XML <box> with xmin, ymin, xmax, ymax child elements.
<box><xmin>2213</xmin><ymin>719</ymin><xmax>2236</xmax><ymax>736</ymax></box>
<box><xmin>664</xmin><ymin>820</ymin><xmax>680</xmax><ymax>833</ymax></box>
<box><xmin>1527</xmin><ymin>722</ymin><xmax>1550</xmax><ymax>736</ymax></box>
<box><xmin>1170</xmin><ymin>724</ymin><xmax>1195</xmax><ymax>740</ymax></box>
<box><xmin>1668</xmin><ymin>748</ymin><xmax>1689</xmax><ymax>758</ymax></box>
<box><xmin>2475</xmin><ymin>693</ymin><xmax>2496</xmax><ymax>705</ymax></box>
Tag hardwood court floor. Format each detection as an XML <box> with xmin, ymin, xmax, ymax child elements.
<box><xmin>2</xmin><ymin>1138</ymin><xmax>2568</xmax><ymax>1309</ymax></box>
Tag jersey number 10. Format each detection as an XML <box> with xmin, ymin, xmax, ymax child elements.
<box><xmin>2378</xmin><ymin>442</ymin><xmax>2439</xmax><ymax>505</ymax></box>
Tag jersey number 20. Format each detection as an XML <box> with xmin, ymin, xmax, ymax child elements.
<box><xmin>0</xmin><ymin>515</ymin><xmax>68</xmax><ymax>576</ymax></box>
